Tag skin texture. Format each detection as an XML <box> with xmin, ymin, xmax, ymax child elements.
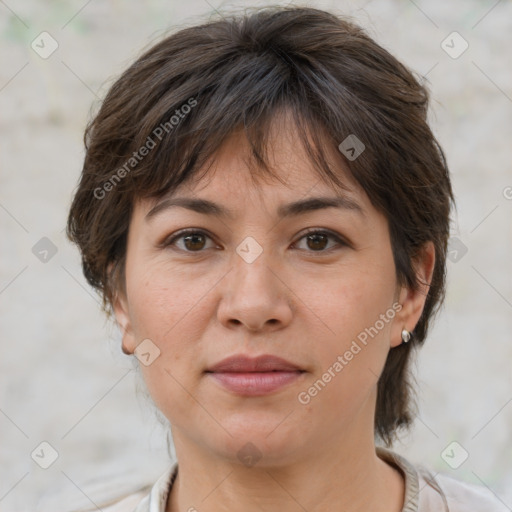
<box><xmin>114</xmin><ymin>118</ymin><xmax>435</xmax><ymax>512</ymax></box>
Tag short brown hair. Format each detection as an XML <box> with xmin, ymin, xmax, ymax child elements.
<box><xmin>67</xmin><ymin>6</ymin><xmax>455</xmax><ymax>446</ymax></box>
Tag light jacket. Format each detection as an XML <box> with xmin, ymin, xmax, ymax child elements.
<box><xmin>80</xmin><ymin>447</ymin><xmax>509</xmax><ymax>511</ymax></box>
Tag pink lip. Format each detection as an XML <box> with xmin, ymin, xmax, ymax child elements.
<box><xmin>207</xmin><ymin>354</ymin><xmax>303</xmax><ymax>373</ymax></box>
<box><xmin>208</xmin><ymin>371</ymin><xmax>303</xmax><ymax>396</ymax></box>
<box><xmin>205</xmin><ymin>354</ymin><xmax>305</xmax><ymax>396</ymax></box>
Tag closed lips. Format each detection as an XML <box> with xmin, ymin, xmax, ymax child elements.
<box><xmin>206</xmin><ymin>355</ymin><xmax>304</xmax><ymax>373</ymax></box>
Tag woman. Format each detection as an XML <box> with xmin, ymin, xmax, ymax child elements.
<box><xmin>67</xmin><ymin>6</ymin><xmax>507</xmax><ymax>511</ymax></box>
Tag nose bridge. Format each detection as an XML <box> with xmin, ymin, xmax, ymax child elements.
<box><xmin>231</xmin><ymin>237</ymin><xmax>279</xmax><ymax>303</ymax></box>
<box><xmin>217</xmin><ymin>236</ymin><xmax>293</xmax><ymax>331</ymax></box>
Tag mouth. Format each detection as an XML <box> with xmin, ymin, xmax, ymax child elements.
<box><xmin>206</xmin><ymin>354</ymin><xmax>304</xmax><ymax>373</ymax></box>
<box><xmin>205</xmin><ymin>354</ymin><xmax>306</xmax><ymax>396</ymax></box>
<box><xmin>206</xmin><ymin>371</ymin><xmax>304</xmax><ymax>396</ymax></box>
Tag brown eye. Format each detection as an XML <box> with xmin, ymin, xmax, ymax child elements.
<box><xmin>165</xmin><ymin>230</ymin><xmax>215</xmax><ymax>252</ymax></box>
<box><xmin>182</xmin><ymin>232</ymin><xmax>207</xmax><ymax>251</ymax></box>
<box><xmin>305</xmin><ymin>233</ymin><xmax>329</xmax><ymax>251</ymax></box>
<box><xmin>163</xmin><ymin>228</ymin><xmax>347</xmax><ymax>254</ymax></box>
<box><xmin>294</xmin><ymin>230</ymin><xmax>346</xmax><ymax>253</ymax></box>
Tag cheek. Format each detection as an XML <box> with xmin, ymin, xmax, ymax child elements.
<box><xmin>125</xmin><ymin>259</ymin><xmax>210</xmax><ymax>339</ymax></box>
<box><xmin>130</xmin><ymin>273</ymin><xmax>208</xmax><ymax>423</ymax></box>
<box><xmin>320</xmin><ymin>262</ymin><xmax>396</xmax><ymax>340</ymax></box>
<box><xmin>298</xmin><ymin>280</ymin><xmax>396</xmax><ymax>432</ymax></box>
<box><xmin>309</xmin><ymin>254</ymin><xmax>397</xmax><ymax>386</ymax></box>
<box><xmin>125</xmin><ymin>259</ymin><xmax>219</xmax><ymax>383</ymax></box>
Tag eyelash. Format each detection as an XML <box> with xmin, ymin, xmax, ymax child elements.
<box><xmin>162</xmin><ymin>228</ymin><xmax>349</xmax><ymax>255</ymax></box>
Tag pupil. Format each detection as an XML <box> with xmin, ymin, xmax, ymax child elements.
<box><xmin>307</xmin><ymin>233</ymin><xmax>327</xmax><ymax>251</ymax></box>
<box><xmin>185</xmin><ymin>234</ymin><xmax>204</xmax><ymax>250</ymax></box>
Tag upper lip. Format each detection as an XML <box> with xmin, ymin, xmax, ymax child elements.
<box><xmin>206</xmin><ymin>354</ymin><xmax>304</xmax><ymax>373</ymax></box>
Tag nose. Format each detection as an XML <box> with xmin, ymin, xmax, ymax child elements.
<box><xmin>216</xmin><ymin>248</ymin><xmax>294</xmax><ymax>333</ymax></box>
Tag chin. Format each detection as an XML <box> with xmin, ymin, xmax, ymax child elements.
<box><xmin>207</xmin><ymin>422</ymin><xmax>305</xmax><ymax>467</ymax></box>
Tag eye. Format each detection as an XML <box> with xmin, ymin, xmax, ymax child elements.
<box><xmin>162</xmin><ymin>228</ymin><xmax>348</xmax><ymax>254</ymax></box>
<box><xmin>163</xmin><ymin>229</ymin><xmax>217</xmax><ymax>252</ymax></box>
<box><xmin>293</xmin><ymin>229</ymin><xmax>347</xmax><ymax>253</ymax></box>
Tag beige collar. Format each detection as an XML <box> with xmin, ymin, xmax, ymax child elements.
<box><xmin>139</xmin><ymin>447</ymin><xmax>422</xmax><ymax>512</ymax></box>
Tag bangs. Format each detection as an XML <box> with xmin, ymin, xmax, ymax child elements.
<box><xmin>117</xmin><ymin>69</ymin><xmax>363</xmax><ymax>204</ymax></box>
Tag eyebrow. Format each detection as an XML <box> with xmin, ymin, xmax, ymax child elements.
<box><xmin>145</xmin><ymin>195</ymin><xmax>365</xmax><ymax>221</ymax></box>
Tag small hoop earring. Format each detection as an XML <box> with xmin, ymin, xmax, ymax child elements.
<box><xmin>401</xmin><ymin>329</ymin><xmax>411</xmax><ymax>344</ymax></box>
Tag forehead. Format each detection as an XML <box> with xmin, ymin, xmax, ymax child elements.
<box><xmin>141</xmin><ymin>117</ymin><xmax>372</xmax><ymax>218</ymax></box>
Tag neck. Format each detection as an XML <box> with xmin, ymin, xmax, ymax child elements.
<box><xmin>166</xmin><ymin>420</ymin><xmax>404</xmax><ymax>512</ymax></box>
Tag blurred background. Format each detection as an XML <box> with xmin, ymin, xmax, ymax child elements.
<box><xmin>1</xmin><ymin>0</ymin><xmax>511</xmax><ymax>510</ymax></box>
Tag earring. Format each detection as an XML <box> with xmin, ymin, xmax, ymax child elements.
<box><xmin>401</xmin><ymin>329</ymin><xmax>411</xmax><ymax>344</ymax></box>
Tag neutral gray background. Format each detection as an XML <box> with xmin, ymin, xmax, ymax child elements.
<box><xmin>1</xmin><ymin>0</ymin><xmax>511</xmax><ymax>510</ymax></box>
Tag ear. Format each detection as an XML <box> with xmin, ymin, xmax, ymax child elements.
<box><xmin>112</xmin><ymin>289</ymin><xmax>137</xmax><ymax>355</ymax></box>
<box><xmin>390</xmin><ymin>241</ymin><xmax>436</xmax><ymax>348</ymax></box>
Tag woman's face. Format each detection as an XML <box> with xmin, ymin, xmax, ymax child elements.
<box><xmin>114</xmin><ymin>123</ymin><xmax>432</xmax><ymax>466</ymax></box>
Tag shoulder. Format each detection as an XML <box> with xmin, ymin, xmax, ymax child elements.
<box><xmin>376</xmin><ymin>446</ymin><xmax>508</xmax><ymax>512</ymax></box>
<box><xmin>101</xmin><ymin>463</ymin><xmax>177</xmax><ymax>512</ymax></box>
<box><xmin>418</xmin><ymin>468</ymin><xmax>509</xmax><ymax>512</ymax></box>
<box><xmin>98</xmin><ymin>490</ymin><xmax>150</xmax><ymax>512</ymax></box>
<box><xmin>59</xmin><ymin>464</ymin><xmax>176</xmax><ymax>512</ymax></box>
<box><xmin>61</xmin><ymin>486</ymin><xmax>151</xmax><ymax>512</ymax></box>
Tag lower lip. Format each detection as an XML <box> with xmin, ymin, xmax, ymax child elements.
<box><xmin>207</xmin><ymin>371</ymin><xmax>304</xmax><ymax>396</ymax></box>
